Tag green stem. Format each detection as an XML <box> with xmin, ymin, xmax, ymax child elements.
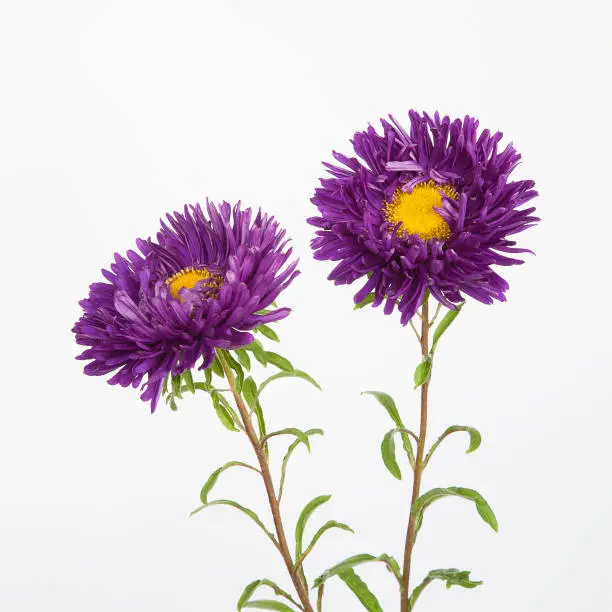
<box><xmin>216</xmin><ymin>351</ymin><xmax>313</xmax><ymax>612</ymax></box>
<box><xmin>401</xmin><ymin>297</ymin><xmax>431</xmax><ymax>612</ymax></box>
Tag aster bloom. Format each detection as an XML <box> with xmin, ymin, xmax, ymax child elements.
<box><xmin>309</xmin><ymin>111</ymin><xmax>539</xmax><ymax>324</ymax></box>
<box><xmin>73</xmin><ymin>201</ymin><xmax>299</xmax><ymax>411</ymax></box>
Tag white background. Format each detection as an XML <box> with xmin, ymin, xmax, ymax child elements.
<box><xmin>1</xmin><ymin>1</ymin><xmax>611</xmax><ymax>610</ymax></box>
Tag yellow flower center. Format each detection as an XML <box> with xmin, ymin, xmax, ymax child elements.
<box><xmin>166</xmin><ymin>267</ymin><xmax>222</xmax><ymax>301</ymax></box>
<box><xmin>383</xmin><ymin>180</ymin><xmax>457</xmax><ymax>241</ymax></box>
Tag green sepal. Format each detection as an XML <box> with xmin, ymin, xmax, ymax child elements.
<box><xmin>171</xmin><ymin>373</ymin><xmax>183</xmax><ymax>399</ymax></box>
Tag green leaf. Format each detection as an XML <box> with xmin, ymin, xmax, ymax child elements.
<box><xmin>424</xmin><ymin>426</ymin><xmax>482</xmax><ymax>468</ymax></box>
<box><xmin>381</xmin><ymin>429</ymin><xmax>402</xmax><ymax>480</ymax></box>
<box><xmin>337</xmin><ymin>569</ymin><xmax>383</xmax><ymax>612</ymax></box>
<box><xmin>200</xmin><ymin>461</ymin><xmax>259</xmax><ymax>504</ymax></box>
<box><xmin>237</xmin><ymin>579</ymin><xmax>299</xmax><ymax>611</ymax></box>
<box><xmin>258</xmin><ymin>370</ymin><xmax>321</xmax><ymax>398</ymax></box>
<box><xmin>295</xmin><ymin>521</ymin><xmax>354</xmax><ymax>568</ymax></box>
<box><xmin>412</xmin><ymin>487</ymin><xmax>498</xmax><ymax>534</ymax></box>
<box><xmin>205</xmin><ymin>367</ymin><xmax>212</xmax><ymax>387</ymax></box>
<box><xmin>190</xmin><ymin>499</ymin><xmax>277</xmax><ymax>546</ymax></box>
<box><xmin>313</xmin><ymin>554</ymin><xmax>377</xmax><ymax>588</ymax></box>
<box><xmin>279</xmin><ymin>429</ymin><xmax>324</xmax><ymax>501</ymax></box>
<box><xmin>409</xmin><ymin>568</ymin><xmax>482</xmax><ymax>608</ymax></box>
<box><xmin>264</xmin><ymin>352</ymin><xmax>293</xmax><ymax>372</ymax></box>
<box><xmin>431</xmin><ymin>303</ymin><xmax>464</xmax><ymax>351</ymax></box>
<box><xmin>413</xmin><ymin>357</ymin><xmax>432</xmax><ymax>389</ymax></box>
<box><xmin>362</xmin><ymin>392</ymin><xmax>415</xmax><ymax>467</ymax></box>
<box><xmin>211</xmin><ymin>391</ymin><xmax>239</xmax><ymax>431</ymax></box>
<box><xmin>316</xmin><ymin>584</ymin><xmax>324</xmax><ymax>612</ymax></box>
<box><xmin>235</xmin><ymin>349</ymin><xmax>251</xmax><ymax>371</ymax></box>
<box><xmin>222</xmin><ymin>350</ymin><xmax>245</xmax><ymax>394</ymax></box>
<box><xmin>211</xmin><ymin>356</ymin><xmax>225</xmax><ymax>378</ymax></box>
<box><xmin>183</xmin><ymin>369</ymin><xmax>195</xmax><ymax>394</ymax></box>
<box><xmin>354</xmin><ymin>293</ymin><xmax>375</xmax><ymax>310</ymax></box>
<box><xmin>242</xmin><ymin>601</ymin><xmax>294</xmax><ymax>611</ymax></box>
<box><xmin>169</xmin><ymin>396</ymin><xmax>178</xmax><ymax>411</ymax></box>
<box><xmin>262</xmin><ymin>428</ymin><xmax>311</xmax><ymax>451</ymax></box>
<box><xmin>242</xmin><ymin>377</ymin><xmax>258</xmax><ymax>409</ymax></box>
<box><xmin>256</xmin><ymin>324</ymin><xmax>280</xmax><ymax>342</ymax></box>
<box><xmin>245</xmin><ymin>339</ymin><xmax>268</xmax><ymax>366</ymax></box>
<box><xmin>171</xmin><ymin>373</ymin><xmax>183</xmax><ymax>398</ymax></box>
<box><xmin>295</xmin><ymin>495</ymin><xmax>331</xmax><ymax>562</ymax></box>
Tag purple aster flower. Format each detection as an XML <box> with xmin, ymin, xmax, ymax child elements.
<box><xmin>309</xmin><ymin>111</ymin><xmax>539</xmax><ymax>324</ymax></box>
<box><xmin>73</xmin><ymin>201</ymin><xmax>299</xmax><ymax>411</ymax></box>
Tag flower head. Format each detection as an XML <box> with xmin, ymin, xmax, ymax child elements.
<box><xmin>309</xmin><ymin>111</ymin><xmax>539</xmax><ymax>324</ymax></box>
<box><xmin>73</xmin><ymin>201</ymin><xmax>298</xmax><ymax>411</ymax></box>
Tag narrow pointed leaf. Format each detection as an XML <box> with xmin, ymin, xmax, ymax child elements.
<box><xmin>424</xmin><ymin>425</ymin><xmax>482</xmax><ymax>467</ymax></box>
<box><xmin>258</xmin><ymin>370</ymin><xmax>321</xmax><ymax>398</ymax></box>
<box><xmin>190</xmin><ymin>499</ymin><xmax>277</xmax><ymax>546</ymax></box>
<box><xmin>337</xmin><ymin>569</ymin><xmax>383</xmax><ymax>612</ymax></box>
<box><xmin>432</xmin><ymin>303</ymin><xmax>464</xmax><ymax>350</ymax></box>
<box><xmin>295</xmin><ymin>495</ymin><xmax>331</xmax><ymax>561</ymax></box>
<box><xmin>211</xmin><ymin>356</ymin><xmax>225</xmax><ymax>377</ymax></box>
<box><xmin>242</xmin><ymin>377</ymin><xmax>258</xmax><ymax>409</ymax></box>
<box><xmin>413</xmin><ymin>487</ymin><xmax>498</xmax><ymax>533</ymax></box>
<box><xmin>264</xmin><ymin>352</ymin><xmax>293</xmax><ymax>372</ymax></box>
<box><xmin>381</xmin><ymin>429</ymin><xmax>402</xmax><ymax>480</ymax></box>
<box><xmin>171</xmin><ymin>373</ymin><xmax>183</xmax><ymax>398</ymax></box>
<box><xmin>235</xmin><ymin>349</ymin><xmax>251</xmax><ymax>371</ymax></box>
<box><xmin>183</xmin><ymin>369</ymin><xmax>195</xmax><ymax>393</ymax></box>
<box><xmin>245</xmin><ymin>339</ymin><xmax>268</xmax><ymax>366</ymax></box>
<box><xmin>409</xmin><ymin>568</ymin><xmax>482</xmax><ymax>608</ymax></box>
<box><xmin>279</xmin><ymin>429</ymin><xmax>324</xmax><ymax>500</ymax></box>
<box><xmin>313</xmin><ymin>554</ymin><xmax>377</xmax><ymax>588</ymax></box>
<box><xmin>413</xmin><ymin>357</ymin><xmax>432</xmax><ymax>389</ymax></box>
<box><xmin>200</xmin><ymin>461</ymin><xmax>259</xmax><ymax>504</ymax></box>
<box><xmin>296</xmin><ymin>521</ymin><xmax>353</xmax><ymax>568</ymax></box>
<box><xmin>256</xmin><ymin>324</ymin><xmax>280</xmax><ymax>342</ymax></box>
<box><xmin>211</xmin><ymin>392</ymin><xmax>239</xmax><ymax>431</ymax></box>
<box><xmin>262</xmin><ymin>428</ymin><xmax>311</xmax><ymax>451</ymax></box>
<box><xmin>354</xmin><ymin>293</ymin><xmax>375</xmax><ymax>310</ymax></box>
<box><xmin>243</xmin><ymin>601</ymin><xmax>295</xmax><ymax>611</ymax></box>
<box><xmin>237</xmin><ymin>579</ymin><xmax>299</xmax><ymax>611</ymax></box>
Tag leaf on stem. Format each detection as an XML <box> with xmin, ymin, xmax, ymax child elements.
<box><xmin>245</xmin><ymin>339</ymin><xmax>268</xmax><ymax>366</ymax></box>
<box><xmin>211</xmin><ymin>391</ymin><xmax>240</xmax><ymax>432</ymax></box>
<box><xmin>200</xmin><ymin>461</ymin><xmax>260</xmax><ymax>504</ymax></box>
<box><xmin>235</xmin><ymin>348</ymin><xmax>252</xmax><ymax>371</ymax></box>
<box><xmin>412</xmin><ymin>486</ymin><xmax>498</xmax><ymax>534</ymax></box>
<box><xmin>313</xmin><ymin>553</ymin><xmax>400</xmax><ymax>588</ymax></box>
<box><xmin>413</xmin><ymin>357</ymin><xmax>432</xmax><ymax>389</ymax></box>
<box><xmin>409</xmin><ymin>568</ymin><xmax>482</xmax><ymax>608</ymax></box>
<box><xmin>279</xmin><ymin>429</ymin><xmax>324</xmax><ymax>501</ymax></box>
<box><xmin>337</xmin><ymin>569</ymin><xmax>383</xmax><ymax>612</ymax></box>
<box><xmin>242</xmin><ymin>377</ymin><xmax>258</xmax><ymax>409</ymax></box>
<box><xmin>431</xmin><ymin>303</ymin><xmax>464</xmax><ymax>352</ymax></box>
<box><xmin>295</xmin><ymin>521</ymin><xmax>354</xmax><ymax>569</ymax></box>
<box><xmin>381</xmin><ymin>429</ymin><xmax>402</xmax><ymax>480</ymax></box>
<box><xmin>264</xmin><ymin>351</ymin><xmax>293</xmax><ymax>372</ymax></box>
<box><xmin>190</xmin><ymin>499</ymin><xmax>278</xmax><ymax>547</ymax></box>
<box><xmin>362</xmin><ymin>391</ymin><xmax>415</xmax><ymax>467</ymax></box>
<box><xmin>237</xmin><ymin>578</ymin><xmax>300</xmax><ymax>611</ymax></box>
<box><xmin>424</xmin><ymin>426</ymin><xmax>482</xmax><ymax>467</ymax></box>
<box><xmin>255</xmin><ymin>324</ymin><xmax>280</xmax><ymax>342</ymax></box>
<box><xmin>258</xmin><ymin>370</ymin><xmax>321</xmax><ymax>399</ymax></box>
<box><xmin>261</xmin><ymin>428</ymin><xmax>312</xmax><ymax>451</ymax></box>
<box><xmin>295</xmin><ymin>495</ymin><xmax>331</xmax><ymax>562</ymax></box>
<box><xmin>242</xmin><ymin>600</ymin><xmax>295</xmax><ymax>611</ymax></box>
